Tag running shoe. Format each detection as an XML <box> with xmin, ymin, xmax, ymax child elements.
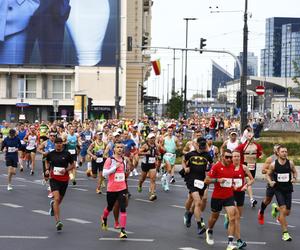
<box><xmin>237</xmin><ymin>239</ymin><xmax>247</xmax><ymax>249</ymax></box>
<box><xmin>56</xmin><ymin>221</ymin><xmax>63</xmax><ymax>231</ymax></box>
<box><xmin>197</xmin><ymin>222</ymin><xmax>206</xmax><ymax>235</ymax></box>
<box><xmin>224</xmin><ymin>214</ymin><xmax>229</xmax><ymax>229</ymax></box>
<box><xmin>149</xmin><ymin>193</ymin><xmax>157</xmax><ymax>201</ymax></box>
<box><xmin>161</xmin><ymin>174</ymin><xmax>166</xmax><ymax>189</ymax></box>
<box><xmin>183</xmin><ymin>212</ymin><xmax>191</xmax><ymax>228</ymax></box>
<box><xmin>30</xmin><ymin>170</ymin><xmax>34</xmax><ymax>176</ymax></box>
<box><xmin>133</xmin><ymin>169</ymin><xmax>139</xmax><ymax>176</ymax></box>
<box><xmin>119</xmin><ymin>229</ymin><xmax>128</xmax><ymax>239</ymax></box>
<box><xmin>200</xmin><ymin>217</ymin><xmax>205</xmax><ymax>228</ymax></box>
<box><xmin>282</xmin><ymin>232</ymin><xmax>292</xmax><ymax>241</ymax></box>
<box><xmin>96</xmin><ymin>188</ymin><xmax>102</xmax><ymax>194</ymax></box>
<box><xmin>49</xmin><ymin>200</ymin><xmax>54</xmax><ymax>216</ymax></box>
<box><xmin>20</xmin><ymin>166</ymin><xmax>24</xmax><ymax>172</ymax></box>
<box><xmin>101</xmin><ymin>216</ymin><xmax>108</xmax><ymax>231</ymax></box>
<box><xmin>129</xmin><ymin>172</ymin><xmax>133</xmax><ymax>177</ymax></box>
<box><xmin>101</xmin><ymin>180</ymin><xmax>106</xmax><ymax>188</ymax></box>
<box><xmin>257</xmin><ymin>210</ymin><xmax>264</xmax><ymax>225</ymax></box>
<box><xmin>48</xmin><ymin>191</ymin><xmax>54</xmax><ymax>199</ymax></box>
<box><xmin>7</xmin><ymin>184</ymin><xmax>13</xmax><ymax>191</ymax></box>
<box><xmin>205</xmin><ymin>229</ymin><xmax>214</xmax><ymax>245</ymax></box>
<box><xmin>170</xmin><ymin>176</ymin><xmax>176</xmax><ymax>184</ymax></box>
<box><xmin>137</xmin><ymin>185</ymin><xmax>142</xmax><ymax>193</ymax></box>
<box><xmin>226</xmin><ymin>242</ymin><xmax>238</xmax><ymax>250</ymax></box>
<box><xmin>271</xmin><ymin>203</ymin><xmax>279</xmax><ymax>219</ymax></box>
<box><xmin>250</xmin><ymin>199</ymin><xmax>257</xmax><ymax>208</ymax></box>
<box><xmin>72</xmin><ymin>180</ymin><xmax>77</xmax><ymax>186</ymax></box>
<box><xmin>86</xmin><ymin>169</ymin><xmax>92</xmax><ymax>177</ymax></box>
<box><xmin>114</xmin><ymin>221</ymin><xmax>120</xmax><ymax>229</ymax></box>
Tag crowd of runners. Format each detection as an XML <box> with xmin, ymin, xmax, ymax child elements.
<box><xmin>0</xmin><ymin>114</ymin><xmax>298</xmax><ymax>250</ymax></box>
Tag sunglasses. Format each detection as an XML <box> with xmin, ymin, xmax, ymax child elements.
<box><xmin>224</xmin><ymin>155</ymin><xmax>233</xmax><ymax>159</ymax></box>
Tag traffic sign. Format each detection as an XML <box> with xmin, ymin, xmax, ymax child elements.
<box><xmin>16</xmin><ymin>103</ymin><xmax>30</xmax><ymax>107</ymax></box>
<box><xmin>256</xmin><ymin>85</ymin><xmax>265</xmax><ymax>95</ymax></box>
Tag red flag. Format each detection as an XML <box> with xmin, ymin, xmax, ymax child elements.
<box><xmin>151</xmin><ymin>59</ymin><xmax>161</xmax><ymax>75</ymax></box>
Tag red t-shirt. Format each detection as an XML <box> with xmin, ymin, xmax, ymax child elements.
<box><xmin>232</xmin><ymin>163</ymin><xmax>246</xmax><ymax>192</ymax></box>
<box><xmin>208</xmin><ymin>161</ymin><xmax>234</xmax><ymax>199</ymax></box>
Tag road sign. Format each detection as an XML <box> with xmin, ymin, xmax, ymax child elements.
<box><xmin>16</xmin><ymin>103</ymin><xmax>30</xmax><ymax>107</ymax></box>
<box><xmin>256</xmin><ymin>85</ymin><xmax>265</xmax><ymax>95</ymax></box>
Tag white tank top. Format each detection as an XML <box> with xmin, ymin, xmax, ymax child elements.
<box><xmin>227</xmin><ymin>140</ymin><xmax>239</xmax><ymax>152</ymax></box>
<box><xmin>131</xmin><ymin>134</ymin><xmax>140</xmax><ymax>148</ymax></box>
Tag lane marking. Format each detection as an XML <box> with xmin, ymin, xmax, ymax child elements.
<box><xmin>179</xmin><ymin>248</ymin><xmax>199</xmax><ymax>250</ymax></box>
<box><xmin>0</xmin><ymin>185</ymin><xmax>25</xmax><ymax>187</ymax></box>
<box><xmin>32</xmin><ymin>210</ymin><xmax>49</xmax><ymax>216</ymax></box>
<box><xmin>107</xmin><ymin>228</ymin><xmax>134</xmax><ymax>234</ymax></box>
<box><xmin>292</xmin><ymin>201</ymin><xmax>300</xmax><ymax>204</ymax></box>
<box><xmin>66</xmin><ymin>218</ymin><xmax>92</xmax><ymax>224</ymax></box>
<box><xmin>99</xmin><ymin>238</ymin><xmax>154</xmax><ymax>242</ymax></box>
<box><xmin>135</xmin><ymin>198</ymin><xmax>153</xmax><ymax>203</ymax></box>
<box><xmin>1</xmin><ymin>203</ymin><xmax>23</xmax><ymax>208</ymax></box>
<box><xmin>171</xmin><ymin>205</ymin><xmax>185</xmax><ymax>209</ymax></box>
<box><xmin>266</xmin><ymin>221</ymin><xmax>295</xmax><ymax>228</ymax></box>
<box><xmin>0</xmin><ymin>236</ymin><xmax>48</xmax><ymax>239</ymax></box>
<box><xmin>71</xmin><ymin>188</ymin><xmax>88</xmax><ymax>192</ymax></box>
<box><xmin>217</xmin><ymin>240</ymin><xmax>266</xmax><ymax>245</ymax></box>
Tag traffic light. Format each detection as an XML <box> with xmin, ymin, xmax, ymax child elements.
<box><xmin>127</xmin><ymin>36</ymin><xmax>133</xmax><ymax>51</ymax></box>
<box><xmin>236</xmin><ymin>91</ymin><xmax>241</xmax><ymax>108</ymax></box>
<box><xmin>207</xmin><ymin>90</ymin><xmax>211</xmax><ymax>98</ymax></box>
<box><xmin>200</xmin><ymin>38</ymin><xmax>207</xmax><ymax>54</ymax></box>
<box><xmin>88</xmin><ymin>97</ymin><xmax>93</xmax><ymax>112</ymax></box>
<box><xmin>142</xmin><ymin>36</ymin><xmax>149</xmax><ymax>50</ymax></box>
<box><xmin>141</xmin><ymin>86</ymin><xmax>147</xmax><ymax>102</ymax></box>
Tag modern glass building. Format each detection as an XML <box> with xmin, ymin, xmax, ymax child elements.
<box><xmin>261</xmin><ymin>17</ymin><xmax>300</xmax><ymax>77</ymax></box>
<box><xmin>234</xmin><ymin>52</ymin><xmax>258</xmax><ymax>79</ymax></box>
<box><xmin>281</xmin><ymin>23</ymin><xmax>300</xmax><ymax>77</ymax></box>
<box><xmin>211</xmin><ymin>60</ymin><xmax>233</xmax><ymax>98</ymax></box>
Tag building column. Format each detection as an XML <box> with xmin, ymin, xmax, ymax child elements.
<box><xmin>6</xmin><ymin>73</ymin><xmax>12</xmax><ymax>98</ymax></box>
<box><xmin>42</xmin><ymin>74</ymin><xmax>48</xmax><ymax>99</ymax></box>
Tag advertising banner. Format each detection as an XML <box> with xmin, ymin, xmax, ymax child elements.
<box><xmin>74</xmin><ymin>94</ymin><xmax>87</xmax><ymax>121</ymax></box>
<box><xmin>0</xmin><ymin>0</ymin><xmax>119</xmax><ymax>66</ymax></box>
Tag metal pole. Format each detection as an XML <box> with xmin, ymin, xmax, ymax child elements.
<box><xmin>240</xmin><ymin>0</ymin><xmax>248</xmax><ymax>131</ymax></box>
<box><xmin>167</xmin><ymin>64</ymin><xmax>170</xmax><ymax>104</ymax></box>
<box><xmin>172</xmin><ymin>49</ymin><xmax>176</xmax><ymax>96</ymax></box>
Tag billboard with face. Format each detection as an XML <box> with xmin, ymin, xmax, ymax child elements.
<box><xmin>0</xmin><ymin>0</ymin><xmax>118</xmax><ymax>66</ymax></box>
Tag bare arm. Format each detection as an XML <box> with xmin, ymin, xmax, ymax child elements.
<box><xmin>266</xmin><ymin>163</ymin><xmax>276</xmax><ymax>187</ymax></box>
<box><xmin>290</xmin><ymin>160</ymin><xmax>298</xmax><ymax>182</ymax></box>
<box><xmin>262</xmin><ymin>156</ymin><xmax>273</xmax><ymax>174</ymax></box>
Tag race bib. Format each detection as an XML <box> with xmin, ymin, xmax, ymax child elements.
<box><xmin>247</xmin><ymin>163</ymin><xmax>256</xmax><ymax>170</ymax></box>
<box><xmin>68</xmin><ymin>149</ymin><xmax>76</xmax><ymax>155</ymax></box>
<box><xmin>21</xmin><ymin>140</ymin><xmax>26</xmax><ymax>145</ymax></box>
<box><xmin>220</xmin><ymin>178</ymin><xmax>233</xmax><ymax>188</ymax></box>
<box><xmin>96</xmin><ymin>157</ymin><xmax>103</xmax><ymax>163</ymax></box>
<box><xmin>8</xmin><ymin>147</ymin><xmax>17</xmax><ymax>153</ymax></box>
<box><xmin>148</xmin><ymin>157</ymin><xmax>156</xmax><ymax>164</ymax></box>
<box><xmin>26</xmin><ymin>146</ymin><xmax>35</xmax><ymax>150</ymax></box>
<box><xmin>53</xmin><ymin>167</ymin><xmax>65</xmax><ymax>176</ymax></box>
<box><xmin>277</xmin><ymin>173</ymin><xmax>289</xmax><ymax>182</ymax></box>
<box><xmin>114</xmin><ymin>173</ymin><xmax>125</xmax><ymax>182</ymax></box>
<box><xmin>85</xmin><ymin>135</ymin><xmax>91</xmax><ymax>140</ymax></box>
<box><xmin>194</xmin><ymin>179</ymin><xmax>205</xmax><ymax>189</ymax></box>
<box><xmin>233</xmin><ymin>178</ymin><xmax>243</xmax><ymax>188</ymax></box>
<box><xmin>165</xmin><ymin>152</ymin><xmax>174</xmax><ymax>158</ymax></box>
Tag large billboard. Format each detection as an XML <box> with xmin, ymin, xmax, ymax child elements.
<box><xmin>0</xmin><ymin>0</ymin><xmax>119</xmax><ymax>66</ymax></box>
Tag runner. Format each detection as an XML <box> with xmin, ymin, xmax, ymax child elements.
<box><xmin>45</xmin><ymin>137</ymin><xmax>75</xmax><ymax>231</ymax></box>
<box><xmin>78</xmin><ymin>124</ymin><xmax>93</xmax><ymax>176</ymax></box>
<box><xmin>206</xmin><ymin>134</ymin><xmax>219</xmax><ymax>162</ymax></box>
<box><xmin>204</xmin><ymin>149</ymin><xmax>238</xmax><ymax>250</ymax></box>
<box><xmin>101</xmin><ymin>142</ymin><xmax>130</xmax><ymax>238</ymax></box>
<box><xmin>24</xmin><ymin>125</ymin><xmax>39</xmax><ymax>175</ymax></box>
<box><xmin>39</xmin><ymin>120</ymin><xmax>49</xmax><ymax>143</ymax></box>
<box><xmin>236</xmin><ymin>132</ymin><xmax>263</xmax><ymax>208</ymax></box>
<box><xmin>66</xmin><ymin>126</ymin><xmax>79</xmax><ymax>185</ymax></box>
<box><xmin>1</xmin><ymin>129</ymin><xmax>21</xmax><ymax>190</ymax></box>
<box><xmin>257</xmin><ymin>144</ymin><xmax>280</xmax><ymax>225</ymax></box>
<box><xmin>182</xmin><ymin>137</ymin><xmax>213</xmax><ymax>235</ymax></box>
<box><xmin>266</xmin><ymin>146</ymin><xmax>298</xmax><ymax>241</ymax></box>
<box><xmin>137</xmin><ymin>133</ymin><xmax>159</xmax><ymax>201</ymax></box>
<box><xmin>17</xmin><ymin>123</ymin><xmax>27</xmax><ymax>172</ymax></box>
<box><xmin>87</xmin><ymin>131</ymin><xmax>106</xmax><ymax>194</ymax></box>
<box><xmin>220</xmin><ymin>130</ymin><xmax>239</xmax><ymax>155</ymax></box>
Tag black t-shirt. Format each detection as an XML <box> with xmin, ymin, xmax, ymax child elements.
<box><xmin>184</xmin><ymin>150</ymin><xmax>213</xmax><ymax>181</ymax></box>
<box><xmin>47</xmin><ymin>150</ymin><xmax>73</xmax><ymax>181</ymax></box>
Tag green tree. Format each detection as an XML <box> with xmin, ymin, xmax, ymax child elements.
<box><xmin>166</xmin><ymin>91</ymin><xmax>183</xmax><ymax>119</ymax></box>
<box><xmin>291</xmin><ymin>61</ymin><xmax>300</xmax><ymax>97</ymax></box>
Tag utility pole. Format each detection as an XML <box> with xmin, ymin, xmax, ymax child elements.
<box><xmin>172</xmin><ymin>49</ymin><xmax>176</xmax><ymax>96</ymax></box>
<box><xmin>240</xmin><ymin>0</ymin><xmax>248</xmax><ymax>131</ymax></box>
<box><xmin>114</xmin><ymin>0</ymin><xmax>121</xmax><ymax>118</ymax></box>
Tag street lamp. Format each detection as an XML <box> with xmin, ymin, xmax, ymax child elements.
<box><xmin>183</xmin><ymin>17</ymin><xmax>197</xmax><ymax>118</ymax></box>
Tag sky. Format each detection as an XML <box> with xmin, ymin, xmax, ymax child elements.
<box><xmin>147</xmin><ymin>0</ymin><xmax>300</xmax><ymax>102</ymax></box>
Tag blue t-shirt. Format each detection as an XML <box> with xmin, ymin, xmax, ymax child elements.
<box><xmin>2</xmin><ymin>136</ymin><xmax>21</xmax><ymax>157</ymax></box>
<box><xmin>122</xmin><ymin>139</ymin><xmax>136</xmax><ymax>156</ymax></box>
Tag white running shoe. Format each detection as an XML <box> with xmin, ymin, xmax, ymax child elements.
<box><xmin>7</xmin><ymin>184</ymin><xmax>13</xmax><ymax>191</ymax></box>
<box><xmin>133</xmin><ymin>169</ymin><xmax>139</xmax><ymax>176</ymax></box>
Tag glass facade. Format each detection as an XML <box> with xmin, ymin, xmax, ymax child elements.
<box><xmin>211</xmin><ymin>61</ymin><xmax>233</xmax><ymax>98</ymax></box>
<box><xmin>261</xmin><ymin>17</ymin><xmax>300</xmax><ymax>77</ymax></box>
<box><xmin>234</xmin><ymin>52</ymin><xmax>258</xmax><ymax>79</ymax></box>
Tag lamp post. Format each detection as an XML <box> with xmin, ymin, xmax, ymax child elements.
<box><xmin>183</xmin><ymin>17</ymin><xmax>197</xmax><ymax>118</ymax></box>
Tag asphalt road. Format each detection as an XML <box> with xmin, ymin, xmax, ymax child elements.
<box><xmin>0</xmin><ymin>157</ymin><xmax>300</xmax><ymax>250</ymax></box>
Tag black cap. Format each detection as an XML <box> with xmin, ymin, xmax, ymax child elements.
<box><xmin>197</xmin><ymin>137</ymin><xmax>207</xmax><ymax>149</ymax></box>
<box><xmin>54</xmin><ymin>137</ymin><xmax>63</xmax><ymax>143</ymax></box>
<box><xmin>9</xmin><ymin>129</ymin><xmax>16</xmax><ymax>135</ymax></box>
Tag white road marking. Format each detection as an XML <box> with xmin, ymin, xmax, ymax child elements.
<box><xmin>170</xmin><ymin>205</ymin><xmax>185</xmax><ymax>209</ymax></box>
<box><xmin>99</xmin><ymin>238</ymin><xmax>154</xmax><ymax>242</ymax></box>
<box><xmin>15</xmin><ymin>177</ymin><xmax>26</xmax><ymax>180</ymax></box>
<box><xmin>32</xmin><ymin>210</ymin><xmax>49</xmax><ymax>216</ymax></box>
<box><xmin>107</xmin><ymin>228</ymin><xmax>134</xmax><ymax>234</ymax></box>
<box><xmin>1</xmin><ymin>203</ymin><xmax>23</xmax><ymax>208</ymax></box>
<box><xmin>266</xmin><ymin>221</ymin><xmax>295</xmax><ymax>228</ymax></box>
<box><xmin>65</xmin><ymin>218</ymin><xmax>92</xmax><ymax>224</ymax></box>
<box><xmin>292</xmin><ymin>201</ymin><xmax>300</xmax><ymax>204</ymax></box>
<box><xmin>135</xmin><ymin>198</ymin><xmax>153</xmax><ymax>203</ymax></box>
<box><xmin>217</xmin><ymin>240</ymin><xmax>266</xmax><ymax>245</ymax></box>
<box><xmin>0</xmin><ymin>236</ymin><xmax>48</xmax><ymax>239</ymax></box>
<box><xmin>0</xmin><ymin>185</ymin><xmax>25</xmax><ymax>187</ymax></box>
<box><xmin>179</xmin><ymin>248</ymin><xmax>199</xmax><ymax>250</ymax></box>
<box><xmin>71</xmin><ymin>188</ymin><xmax>88</xmax><ymax>192</ymax></box>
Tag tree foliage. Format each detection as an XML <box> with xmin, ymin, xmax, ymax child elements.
<box><xmin>166</xmin><ymin>91</ymin><xmax>183</xmax><ymax>119</ymax></box>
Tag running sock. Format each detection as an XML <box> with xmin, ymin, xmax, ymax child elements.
<box><xmin>208</xmin><ymin>229</ymin><xmax>213</xmax><ymax>234</ymax></box>
<box><xmin>87</xmin><ymin>162</ymin><xmax>92</xmax><ymax>170</ymax></box>
<box><xmin>260</xmin><ymin>202</ymin><xmax>267</xmax><ymax>214</ymax></box>
<box><xmin>103</xmin><ymin>208</ymin><xmax>110</xmax><ymax>218</ymax></box>
<box><xmin>165</xmin><ymin>173</ymin><xmax>171</xmax><ymax>183</ymax></box>
<box><xmin>228</xmin><ymin>236</ymin><xmax>234</xmax><ymax>244</ymax></box>
<box><xmin>120</xmin><ymin>212</ymin><xmax>127</xmax><ymax>229</ymax></box>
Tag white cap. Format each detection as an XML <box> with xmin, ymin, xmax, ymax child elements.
<box><xmin>116</xmin><ymin>128</ymin><xmax>123</xmax><ymax>134</ymax></box>
<box><xmin>147</xmin><ymin>133</ymin><xmax>156</xmax><ymax>139</ymax></box>
<box><xmin>113</xmin><ymin>131</ymin><xmax>120</xmax><ymax>137</ymax></box>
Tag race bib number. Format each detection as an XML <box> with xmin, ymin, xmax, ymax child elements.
<box><xmin>68</xmin><ymin>149</ymin><xmax>76</xmax><ymax>155</ymax></box>
<box><xmin>220</xmin><ymin>178</ymin><xmax>233</xmax><ymax>188</ymax></box>
<box><xmin>114</xmin><ymin>173</ymin><xmax>125</xmax><ymax>182</ymax></box>
<box><xmin>8</xmin><ymin>147</ymin><xmax>17</xmax><ymax>153</ymax></box>
<box><xmin>96</xmin><ymin>157</ymin><xmax>103</xmax><ymax>163</ymax></box>
<box><xmin>194</xmin><ymin>179</ymin><xmax>205</xmax><ymax>189</ymax></box>
<box><xmin>165</xmin><ymin>153</ymin><xmax>174</xmax><ymax>158</ymax></box>
<box><xmin>53</xmin><ymin>167</ymin><xmax>65</xmax><ymax>176</ymax></box>
<box><xmin>247</xmin><ymin>163</ymin><xmax>256</xmax><ymax>170</ymax></box>
<box><xmin>148</xmin><ymin>157</ymin><xmax>156</xmax><ymax>164</ymax></box>
<box><xmin>233</xmin><ymin>178</ymin><xmax>243</xmax><ymax>188</ymax></box>
<box><xmin>21</xmin><ymin>140</ymin><xmax>26</xmax><ymax>145</ymax></box>
<box><xmin>277</xmin><ymin>173</ymin><xmax>289</xmax><ymax>182</ymax></box>
<box><xmin>26</xmin><ymin>146</ymin><xmax>35</xmax><ymax>150</ymax></box>
<box><xmin>85</xmin><ymin>135</ymin><xmax>91</xmax><ymax>140</ymax></box>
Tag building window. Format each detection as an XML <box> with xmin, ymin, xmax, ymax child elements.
<box><xmin>52</xmin><ymin>75</ymin><xmax>72</xmax><ymax>99</ymax></box>
<box><xmin>18</xmin><ymin>75</ymin><xmax>37</xmax><ymax>99</ymax></box>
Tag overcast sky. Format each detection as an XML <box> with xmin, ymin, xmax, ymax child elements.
<box><xmin>147</xmin><ymin>0</ymin><xmax>300</xmax><ymax>102</ymax></box>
